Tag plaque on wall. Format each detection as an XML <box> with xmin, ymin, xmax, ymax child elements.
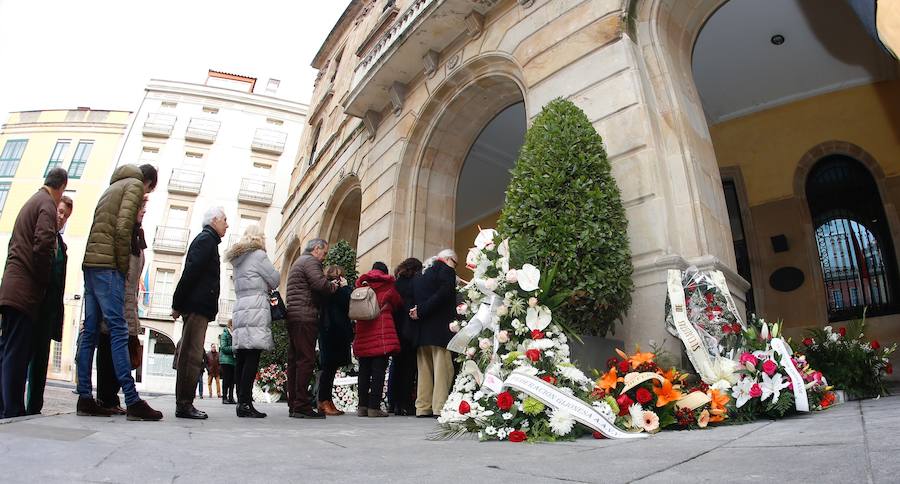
<box><xmin>769</xmin><ymin>266</ymin><xmax>804</xmax><ymax>292</ymax></box>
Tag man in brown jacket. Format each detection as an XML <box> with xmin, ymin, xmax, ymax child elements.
<box><xmin>0</xmin><ymin>168</ymin><xmax>66</xmax><ymax>418</ymax></box>
<box><xmin>285</xmin><ymin>238</ymin><xmax>337</xmax><ymax>418</ymax></box>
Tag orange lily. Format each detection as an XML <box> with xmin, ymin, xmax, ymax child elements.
<box><xmin>629</xmin><ymin>345</ymin><xmax>655</xmax><ymax>368</ymax></box>
<box><xmin>707</xmin><ymin>389</ymin><xmax>730</xmax><ymax>423</ymax></box>
<box><xmin>653</xmin><ymin>379</ymin><xmax>683</xmax><ymax>406</ymax></box>
<box><xmin>658</xmin><ymin>366</ymin><xmax>678</xmax><ymax>382</ymax></box>
<box><xmin>597</xmin><ymin>367</ymin><xmax>621</xmax><ymax>392</ymax></box>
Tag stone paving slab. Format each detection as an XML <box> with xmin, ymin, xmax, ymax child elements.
<box><xmin>1</xmin><ymin>393</ymin><xmax>898</xmax><ymax>483</ymax></box>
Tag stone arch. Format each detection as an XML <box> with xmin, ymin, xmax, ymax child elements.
<box><xmin>321</xmin><ymin>174</ymin><xmax>362</xmax><ymax>250</ymax></box>
<box><xmin>392</xmin><ymin>54</ymin><xmax>527</xmax><ymax>261</ymax></box>
<box><xmin>792</xmin><ymin>141</ymin><xmax>900</xmax><ymax>322</ymax></box>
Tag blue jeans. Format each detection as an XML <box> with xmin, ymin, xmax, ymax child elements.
<box><xmin>77</xmin><ymin>269</ymin><xmax>140</xmax><ymax>406</ymax></box>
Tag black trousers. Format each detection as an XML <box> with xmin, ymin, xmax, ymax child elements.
<box><xmin>96</xmin><ymin>333</ymin><xmax>121</xmax><ymax>408</ymax></box>
<box><xmin>388</xmin><ymin>346</ymin><xmax>417</xmax><ymax>412</ymax></box>
<box><xmin>318</xmin><ymin>363</ymin><xmax>338</xmax><ymax>402</ymax></box>
<box><xmin>221</xmin><ymin>363</ymin><xmax>235</xmax><ymax>399</ymax></box>
<box><xmin>358</xmin><ymin>356</ymin><xmax>388</xmax><ymax>409</ymax></box>
<box><xmin>235</xmin><ymin>349</ymin><xmax>261</xmax><ymax>404</ymax></box>
<box><xmin>0</xmin><ymin>307</ymin><xmax>34</xmax><ymax>418</ymax></box>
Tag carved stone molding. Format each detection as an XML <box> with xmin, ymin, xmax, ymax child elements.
<box><xmin>465</xmin><ymin>11</ymin><xmax>484</xmax><ymax>38</ymax></box>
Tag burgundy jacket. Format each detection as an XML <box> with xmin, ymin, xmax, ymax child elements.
<box><xmin>352</xmin><ymin>270</ymin><xmax>402</xmax><ymax>358</ymax></box>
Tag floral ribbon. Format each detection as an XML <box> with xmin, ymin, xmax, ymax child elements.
<box><xmin>447</xmin><ymin>279</ymin><xmax>501</xmax><ymax>355</ymax></box>
<box><xmin>667</xmin><ymin>270</ymin><xmax>716</xmax><ymax>382</ymax></box>
<box><xmin>770</xmin><ymin>337</ymin><xmax>809</xmax><ymax>412</ymax></box>
<box><xmin>503</xmin><ymin>372</ymin><xmax>646</xmax><ymax>439</ymax></box>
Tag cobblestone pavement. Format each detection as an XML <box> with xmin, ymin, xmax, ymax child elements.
<box><xmin>0</xmin><ymin>390</ymin><xmax>898</xmax><ymax>483</ymax></box>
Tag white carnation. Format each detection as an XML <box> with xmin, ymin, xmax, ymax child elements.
<box><xmin>548</xmin><ymin>410</ymin><xmax>575</xmax><ymax>436</ymax></box>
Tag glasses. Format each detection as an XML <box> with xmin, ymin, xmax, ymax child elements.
<box><xmin>449</xmin><ymin>258</ymin><xmax>458</xmax><ymax>266</ymax></box>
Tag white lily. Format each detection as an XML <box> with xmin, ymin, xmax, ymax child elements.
<box><xmin>732</xmin><ymin>377</ymin><xmax>755</xmax><ymax>408</ymax></box>
<box><xmin>517</xmin><ymin>264</ymin><xmax>541</xmax><ymax>292</ymax></box>
<box><xmin>474</xmin><ymin>229</ymin><xmax>498</xmax><ymax>249</ymax></box>
<box><xmin>525</xmin><ymin>305</ymin><xmax>552</xmax><ymax>331</ymax></box>
<box><xmin>759</xmin><ymin>372</ymin><xmax>790</xmax><ymax>402</ymax></box>
<box><xmin>701</xmin><ymin>356</ymin><xmax>739</xmax><ymax>390</ymax></box>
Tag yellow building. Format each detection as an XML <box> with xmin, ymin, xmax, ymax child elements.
<box><xmin>0</xmin><ymin>108</ymin><xmax>131</xmax><ymax>382</ymax></box>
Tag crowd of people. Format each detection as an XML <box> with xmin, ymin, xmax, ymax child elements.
<box><xmin>0</xmin><ymin>162</ymin><xmax>461</xmax><ymax>422</ymax></box>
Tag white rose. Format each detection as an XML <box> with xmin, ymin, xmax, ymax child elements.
<box><xmin>479</xmin><ymin>338</ymin><xmax>492</xmax><ymax>350</ymax></box>
<box><xmin>528</xmin><ymin>297</ymin><xmax>539</xmax><ymax>308</ymax></box>
<box><xmin>517</xmin><ymin>264</ymin><xmax>541</xmax><ymax>292</ymax></box>
<box><xmin>456</xmin><ymin>303</ymin><xmax>468</xmax><ymax>315</ymax></box>
<box><xmin>484</xmin><ymin>278</ymin><xmax>499</xmax><ymax>292</ymax></box>
<box><xmin>466</xmin><ymin>347</ymin><xmax>476</xmax><ymax>358</ymax></box>
<box><xmin>505</xmin><ymin>269</ymin><xmax>518</xmax><ymax>284</ymax></box>
<box><xmin>497</xmin><ymin>330</ymin><xmax>509</xmax><ymax>343</ymax></box>
<box><xmin>496</xmin><ymin>305</ymin><xmax>508</xmax><ymax>317</ymax></box>
<box><xmin>449</xmin><ymin>321</ymin><xmax>461</xmax><ymax>333</ymax></box>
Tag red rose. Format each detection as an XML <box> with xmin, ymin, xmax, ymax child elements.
<box><xmin>722</xmin><ymin>324</ymin><xmax>732</xmax><ymax>334</ymax></box>
<box><xmin>803</xmin><ymin>337</ymin><xmax>813</xmax><ymax>346</ymax></box>
<box><xmin>887</xmin><ymin>363</ymin><xmax>894</xmax><ymax>375</ymax></box>
<box><xmin>617</xmin><ymin>360</ymin><xmax>630</xmax><ymax>373</ymax></box>
<box><xmin>541</xmin><ymin>374</ymin><xmax>558</xmax><ymax>385</ymax></box>
<box><xmin>616</xmin><ymin>394</ymin><xmax>633</xmax><ymax>416</ymax></box>
<box><xmin>606</xmin><ymin>357</ymin><xmax>619</xmax><ymax>369</ymax></box>
<box><xmin>713</xmin><ymin>306</ymin><xmax>722</xmax><ymax>313</ymax></box>
<box><xmin>525</xmin><ymin>349</ymin><xmax>541</xmax><ymax>362</ymax></box>
<box><xmin>496</xmin><ymin>391</ymin><xmax>514</xmax><ymax>410</ymax></box>
<box><xmin>508</xmin><ymin>430</ymin><xmax>527</xmax><ymax>442</ymax></box>
<box><xmin>458</xmin><ymin>401</ymin><xmax>471</xmax><ymax>415</ymax></box>
<box><xmin>705</xmin><ymin>293</ymin><xmax>714</xmax><ymax>303</ymax></box>
<box><xmin>838</xmin><ymin>327</ymin><xmax>846</xmax><ymax>337</ymax></box>
<box><xmin>871</xmin><ymin>340</ymin><xmax>881</xmax><ymax>350</ymax></box>
<box><xmin>732</xmin><ymin>323</ymin><xmax>742</xmax><ymax>333</ymax></box>
<box><xmin>749</xmin><ymin>384</ymin><xmax>762</xmax><ymax>398</ymax></box>
<box><xmin>707</xmin><ymin>313</ymin><xmax>715</xmax><ymax>321</ymax></box>
<box><xmin>762</xmin><ymin>360</ymin><xmax>778</xmax><ymax>377</ymax></box>
<box><xmin>635</xmin><ymin>387</ymin><xmax>653</xmax><ymax>405</ymax></box>
<box><xmin>592</xmin><ymin>431</ymin><xmax>605</xmax><ymax>439</ymax></box>
<box><xmin>591</xmin><ymin>387</ymin><xmax>607</xmax><ymax>399</ymax></box>
<box><xmin>531</xmin><ymin>330</ymin><xmax>545</xmax><ymax>340</ymax></box>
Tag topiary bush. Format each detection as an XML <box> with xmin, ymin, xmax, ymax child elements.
<box><xmin>259</xmin><ymin>322</ymin><xmax>289</xmax><ymax>371</ymax></box>
<box><xmin>498</xmin><ymin>98</ymin><xmax>633</xmax><ymax>336</ymax></box>
<box><xmin>324</xmin><ymin>239</ymin><xmax>359</xmax><ymax>286</ymax></box>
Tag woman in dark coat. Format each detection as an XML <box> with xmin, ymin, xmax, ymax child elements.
<box><xmin>354</xmin><ymin>262</ymin><xmax>403</xmax><ymax>417</ymax></box>
<box><xmin>388</xmin><ymin>257</ymin><xmax>422</xmax><ymax>416</ymax></box>
<box><xmin>411</xmin><ymin>250</ymin><xmax>458</xmax><ymax>417</ymax></box>
<box><xmin>317</xmin><ymin>265</ymin><xmax>353</xmax><ymax>416</ymax></box>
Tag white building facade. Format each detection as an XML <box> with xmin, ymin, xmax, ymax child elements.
<box><xmin>117</xmin><ymin>72</ymin><xmax>307</xmax><ymax>393</ymax></box>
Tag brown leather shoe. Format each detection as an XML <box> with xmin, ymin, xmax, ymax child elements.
<box><xmin>76</xmin><ymin>397</ymin><xmax>114</xmax><ymax>417</ymax></box>
<box><xmin>103</xmin><ymin>405</ymin><xmax>127</xmax><ymax>416</ymax></box>
<box><xmin>323</xmin><ymin>400</ymin><xmax>344</xmax><ymax>416</ymax></box>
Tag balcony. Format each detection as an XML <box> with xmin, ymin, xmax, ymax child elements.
<box><xmin>238</xmin><ymin>178</ymin><xmax>275</xmax><ymax>206</ymax></box>
<box><xmin>344</xmin><ymin>0</ymin><xmax>499</xmax><ymax>118</ymax></box>
<box><xmin>167</xmin><ymin>168</ymin><xmax>204</xmax><ymax>195</ymax></box>
<box><xmin>142</xmin><ymin>113</ymin><xmax>176</xmax><ymax>138</ymax></box>
<box><xmin>251</xmin><ymin>128</ymin><xmax>287</xmax><ymax>155</ymax></box>
<box><xmin>153</xmin><ymin>226</ymin><xmax>190</xmax><ymax>254</ymax></box>
<box><xmin>141</xmin><ymin>292</ymin><xmax>173</xmax><ymax>320</ymax></box>
<box><xmin>185</xmin><ymin>117</ymin><xmax>220</xmax><ymax>143</ymax></box>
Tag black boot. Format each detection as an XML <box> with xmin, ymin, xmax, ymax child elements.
<box><xmin>237</xmin><ymin>403</ymin><xmax>266</xmax><ymax>418</ymax></box>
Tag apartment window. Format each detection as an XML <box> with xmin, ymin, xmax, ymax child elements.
<box><xmin>161</xmin><ymin>101</ymin><xmax>177</xmax><ymax>109</ymax></box>
<box><xmin>266</xmin><ymin>79</ymin><xmax>280</xmax><ymax>94</ymax></box>
<box><xmin>309</xmin><ymin>122</ymin><xmax>322</xmax><ymax>166</ymax></box>
<box><xmin>166</xmin><ymin>205</ymin><xmax>189</xmax><ymax>228</ymax></box>
<box><xmin>51</xmin><ymin>341</ymin><xmax>63</xmax><ymax>373</ymax></box>
<box><xmin>0</xmin><ymin>182</ymin><xmax>11</xmax><ymax>217</ymax></box>
<box><xmin>45</xmin><ymin>139</ymin><xmax>71</xmax><ymax>175</ymax></box>
<box><xmin>153</xmin><ymin>268</ymin><xmax>176</xmax><ymax>311</ymax></box>
<box><xmin>202</xmin><ymin>106</ymin><xmax>219</xmax><ymax>114</ymax></box>
<box><xmin>266</xmin><ymin>118</ymin><xmax>283</xmax><ymax>126</ymax></box>
<box><xmin>0</xmin><ymin>139</ymin><xmax>27</xmax><ymax>177</ymax></box>
<box><xmin>67</xmin><ymin>141</ymin><xmax>93</xmax><ymax>178</ymax></box>
<box><xmin>330</xmin><ymin>49</ymin><xmax>343</xmax><ymax>84</ymax></box>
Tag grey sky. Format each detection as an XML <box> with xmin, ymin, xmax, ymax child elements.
<box><xmin>0</xmin><ymin>0</ymin><xmax>348</xmax><ymax>119</ymax></box>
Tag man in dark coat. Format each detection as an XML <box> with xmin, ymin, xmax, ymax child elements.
<box><xmin>77</xmin><ymin>163</ymin><xmax>160</xmax><ymax>422</ymax></box>
<box><xmin>171</xmin><ymin>206</ymin><xmax>227</xmax><ymax>419</ymax></box>
<box><xmin>0</xmin><ymin>168</ymin><xmax>66</xmax><ymax>418</ymax></box>
<box><xmin>206</xmin><ymin>343</ymin><xmax>221</xmax><ymax>399</ymax></box>
<box><xmin>410</xmin><ymin>249</ymin><xmax>458</xmax><ymax>418</ymax></box>
<box><xmin>25</xmin><ymin>194</ymin><xmax>73</xmax><ymax>415</ymax></box>
<box><xmin>285</xmin><ymin>238</ymin><xmax>336</xmax><ymax>419</ymax></box>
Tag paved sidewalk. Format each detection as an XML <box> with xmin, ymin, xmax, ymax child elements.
<box><xmin>0</xmin><ymin>392</ymin><xmax>897</xmax><ymax>483</ymax></box>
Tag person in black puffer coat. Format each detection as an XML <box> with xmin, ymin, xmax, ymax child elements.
<box><xmin>388</xmin><ymin>257</ymin><xmax>422</xmax><ymax>416</ymax></box>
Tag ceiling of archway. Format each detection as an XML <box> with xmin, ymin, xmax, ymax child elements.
<box><xmin>693</xmin><ymin>0</ymin><xmax>896</xmax><ymax>125</ymax></box>
<box><xmin>455</xmin><ymin>102</ymin><xmax>526</xmax><ymax>230</ymax></box>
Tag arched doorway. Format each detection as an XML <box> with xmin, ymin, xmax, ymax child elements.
<box><xmin>323</xmin><ymin>175</ymin><xmax>362</xmax><ymax>250</ymax></box>
<box><xmin>393</xmin><ymin>55</ymin><xmax>527</xmax><ymax>262</ymax></box>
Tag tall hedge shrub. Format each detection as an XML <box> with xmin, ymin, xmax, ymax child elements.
<box><xmin>498</xmin><ymin>98</ymin><xmax>633</xmax><ymax>336</ymax></box>
<box><xmin>324</xmin><ymin>239</ymin><xmax>359</xmax><ymax>286</ymax></box>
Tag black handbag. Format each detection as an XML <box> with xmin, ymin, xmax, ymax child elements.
<box><xmin>269</xmin><ymin>290</ymin><xmax>287</xmax><ymax>322</ymax></box>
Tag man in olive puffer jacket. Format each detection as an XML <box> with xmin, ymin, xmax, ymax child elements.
<box><xmin>76</xmin><ymin>164</ymin><xmax>162</xmax><ymax>421</ymax></box>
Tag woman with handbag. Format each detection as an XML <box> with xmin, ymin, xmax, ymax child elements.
<box><xmin>225</xmin><ymin>225</ymin><xmax>280</xmax><ymax>418</ymax></box>
<box><xmin>353</xmin><ymin>262</ymin><xmax>403</xmax><ymax>417</ymax></box>
<box><xmin>316</xmin><ymin>265</ymin><xmax>353</xmax><ymax>416</ymax></box>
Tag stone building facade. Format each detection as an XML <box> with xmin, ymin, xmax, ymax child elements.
<box><xmin>276</xmin><ymin>0</ymin><xmax>900</xmax><ymax>358</ymax></box>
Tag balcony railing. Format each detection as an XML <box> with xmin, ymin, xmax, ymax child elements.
<box><xmin>140</xmin><ymin>292</ymin><xmax>173</xmax><ymax>320</ymax></box>
<box><xmin>238</xmin><ymin>178</ymin><xmax>275</xmax><ymax>206</ymax></box>
<box><xmin>142</xmin><ymin>113</ymin><xmax>176</xmax><ymax>138</ymax></box>
<box><xmin>153</xmin><ymin>226</ymin><xmax>190</xmax><ymax>254</ymax></box>
<box><xmin>185</xmin><ymin>118</ymin><xmax>220</xmax><ymax>143</ymax></box>
<box><xmin>344</xmin><ymin>0</ymin><xmax>499</xmax><ymax>117</ymax></box>
<box><xmin>217</xmin><ymin>299</ymin><xmax>235</xmax><ymax>322</ymax></box>
<box><xmin>167</xmin><ymin>168</ymin><xmax>204</xmax><ymax>195</ymax></box>
<box><xmin>251</xmin><ymin>128</ymin><xmax>287</xmax><ymax>155</ymax></box>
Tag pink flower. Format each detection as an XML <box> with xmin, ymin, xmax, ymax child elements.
<box><xmin>749</xmin><ymin>384</ymin><xmax>762</xmax><ymax>398</ymax></box>
<box><xmin>739</xmin><ymin>352</ymin><xmax>758</xmax><ymax>367</ymax></box>
<box><xmin>762</xmin><ymin>360</ymin><xmax>778</xmax><ymax>376</ymax></box>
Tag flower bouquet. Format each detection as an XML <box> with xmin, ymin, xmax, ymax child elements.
<box><xmin>800</xmin><ymin>316</ymin><xmax>896</xmax><ymax>399</ymax></box>
<box><xmin>665</xmin><ymin>267</ymin><xmax>744</xmax><ymax>360</ymax></box>
<box><xmin>590</xmin><ymin>347</ymin><xmax>729</xmax><ymax>434</ymax></box>
<box><xmin>729</xmin><ymin>317</ymin><xmax>833</xmax><ymax>420</ymax></box>
<box><xmin>254</xmin><ymin>363</ymin><xmax>287</xmax><ymax>403</ymax></box>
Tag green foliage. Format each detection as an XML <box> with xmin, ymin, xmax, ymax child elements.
<box><xmin>498</xmin><ymin>98</ymin><xmax>633</xmax><ymax>336</ymax></box>
<box><xmin>259</xmin><ymin>323</ymin><xmax>290</xmax><ymax>374</ymax></box>
<box><xmin>324</xmin><ymin>239</ymin><xmax>359</xmax><ymax>286</ymax></box>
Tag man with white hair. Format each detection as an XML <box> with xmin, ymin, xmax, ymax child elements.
<box><xmin>171</xmin><ymin>206</ymin><xmax>228</xmax><ymax>419</ymax></box>
<box><xmin>410</xmin><ymin>248</ymin><xmax>458</xmax><ymax>418</ymax></box>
